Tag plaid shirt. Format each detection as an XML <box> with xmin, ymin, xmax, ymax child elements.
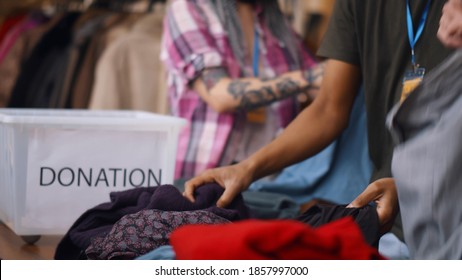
<box><xmin>161</xmin><ymin>0</ymin><xmax>317</xmax><ymax>179</ymax></box>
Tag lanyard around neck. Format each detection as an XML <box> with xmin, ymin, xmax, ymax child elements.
<box><xmin>253</xmin><ymin>28</ymin><xmax>259</xmax><ymax>77</ymax></box>
<box><xmin>406</xmin><ymin>0</ymin><xmax>432</xmax><ymax>67</ymax></box>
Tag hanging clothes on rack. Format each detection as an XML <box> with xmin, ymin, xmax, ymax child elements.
<box><xmin>0</xmin><ymin>10</ymin><xmax>56</xmax><ymax>107</ymax></box>
<box><xmin>3</xmin><ymin>0</ymin><xmax>168</xmax><ymax>111</ymax></box>
<box><xmin>0</xmin><ymin>13</ymin><xmax>28</xmax><ymax>44</ymax></box>
<box><xmin>53</xmin><ymin>8</ymin><xmax>112</xmax><ymax>108</ymax></box>
<box><xmin>89</xmin><ymin>3</ymin><xmax>169</xmax><ymax>114</ymax></box>
<box><xmin>70</xmin><ymin>12</ymin><xmax>144</xmax><ymax>108</ymax></box>
<box><xmin>7</xmin><ymin>12</ymin><xmax>81</xmax><ymax>108</ymax></box>
<box><xmin>0</xmin><ymin>12</ymin><xmax>47</xmax><ymax>62</ymax></box>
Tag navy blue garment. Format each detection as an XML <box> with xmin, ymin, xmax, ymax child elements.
<box><xmin>54</xmin><ymin>184</ymin><xmax>250</xmax><ymax>260</ymax></box>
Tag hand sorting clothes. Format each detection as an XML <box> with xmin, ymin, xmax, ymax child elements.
<box><xmin>54</xmin><ymin>184</ymin><xmax>381</xmax><ymax>260</ymax></box>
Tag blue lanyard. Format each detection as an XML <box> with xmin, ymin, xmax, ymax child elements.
<box><xmin>406</xmin><ymin>0</ymin><xmax>432</xmax><ymax>67</ymax></box>
<box><xmin>253</xmin><ymin>28</ymin><xmax>259</xmax><ymax>77</ymax></box>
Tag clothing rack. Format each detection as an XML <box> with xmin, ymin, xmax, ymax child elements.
<box><xmin>0</xmin><ymin>0</ymin><xmax>169</xmax><ymax>112</ymax></box>
<box><xmin>0</xmin><ymin>0</ymin><xmax>166</xmax><ymax>15</ymax></box>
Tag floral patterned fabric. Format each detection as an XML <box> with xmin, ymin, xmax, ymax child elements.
<box><xmin>85</xmin><ymin>209</ymin><xmax>230</xmax><ymax>260</ymax></box>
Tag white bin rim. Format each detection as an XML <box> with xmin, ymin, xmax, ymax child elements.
<box><xmin>0</xmin><ymin>109</ymin><xmax>187</xmax><ymax>128</ymax></box>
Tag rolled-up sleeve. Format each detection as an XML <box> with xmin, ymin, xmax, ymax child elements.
<box><xmin>317</xmin><ymin>0</ymin><xmax>360</xmax><ymax>66</ymax></box>
<box><xmin>161</xmin><ymin>0</ymin><xmax>226</xmax><ymax>83</ymax></box>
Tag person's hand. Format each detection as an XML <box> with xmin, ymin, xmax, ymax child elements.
<box><xmin>438</xmin><ymin>0</ymin><xmax>462</xmax><ymax>48</ymax></box>
<box><xmin>348</xmin><ymin>178</ymin><xmax>399</xmax><ymax>234</ymax></box>
<box><xmin>184</xmin><ymin>162</ymin><xmax>254</xmax><ymax>208</ymax></box>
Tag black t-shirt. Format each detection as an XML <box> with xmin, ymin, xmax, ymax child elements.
<box><xmin>317</xmin><ymin>0</ymin><xmax>454</xmax><ymax>181</ymax></box>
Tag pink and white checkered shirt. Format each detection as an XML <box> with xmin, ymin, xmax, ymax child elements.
<box><xmin>161</xmin><ymin>0</ymin><xmax>317</xmax><ymax>179</ymax></box>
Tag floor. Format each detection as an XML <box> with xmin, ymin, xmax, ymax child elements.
<box><xmin>0</xmin><ymin>222</ymin><xmax>62</xmax><ymax>260</ymax></box>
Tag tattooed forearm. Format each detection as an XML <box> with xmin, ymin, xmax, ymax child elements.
<box><xmin>201</xmin><ymin>67</ymin><xmax>229</xmax><ymax>92</ymax></box>
<box><xmin>276</xmin><ymin>78</ymin><xmax>308</xmax><ymax>97</ymax></box>
<box><xmin>240</xmin><ymin>86</ymin><xmax>279</xmax><ymax>109</ymax></box>
<box><xmin>228</xmin><ymin>80</ymin><xmax>252</xmax><ymax>100</ymax></box>
<box><xmin>227</xmin><ymin>77</ymin><xmax>311</xmax><ymax>110</ymax></box>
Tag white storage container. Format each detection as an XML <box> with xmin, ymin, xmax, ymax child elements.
<box><xmin>0</xmin><ymin>109</ymin><xmax>186</xmax><ymax>236</ymax></box>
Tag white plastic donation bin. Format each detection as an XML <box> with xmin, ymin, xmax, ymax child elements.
<box><xmin>0</xmin><ymin>109</ymin><xmax>186</xmax><ymax>238</ymax></box>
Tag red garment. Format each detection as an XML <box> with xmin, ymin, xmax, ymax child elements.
<box><xmin>0</xmin><ymin>13</ymin><xmax>27</xmax><ymax>44</ymax></box>
<box><xmin>0</xmin><ymin>17</ymin><xmax>41</xmax><ymax>62</ymax></box>
<box><xmin>170</xmin><ymin>217</ymin><xmax>385</xmax><ymax>260</ymax></box>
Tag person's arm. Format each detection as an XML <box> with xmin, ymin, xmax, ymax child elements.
<box><xmin>185</xmin><ymin>59</ymin><xmax>361</xmax><ymax>207</ymax></box>
<box><xmin>192</xmin><ymin>62</ymin><xmax>324</xmax><ymax>113</ymax></box>
<box><xmin>438</xmin><ymin>0</ymin><xmax>462</xmax><ymax>48</ymax></box>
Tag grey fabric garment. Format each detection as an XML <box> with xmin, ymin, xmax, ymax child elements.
<box><xmin>387</xmin><ymin>49</ymin><xmax>462</xmax><ymax>260</ymax></box>
<box><xmin>242</xmin><ymin>190</ymin><xmax>299</xmax><ymax>219</ymax></box>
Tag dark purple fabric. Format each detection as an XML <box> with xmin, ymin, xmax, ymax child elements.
<box><xmin>85</xmin><ymin>210</ymin><xmax>230</xmax><ymax>260</ymax></box>
<box><xmin>296</xmin><ymin>203</ymin><xmax>380</xmax><ymax>247</ymax></box>
<box><xmin>54</xmin><ymin>184</ymin><xmax>249</xmax><ymax>259</ymax></box>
